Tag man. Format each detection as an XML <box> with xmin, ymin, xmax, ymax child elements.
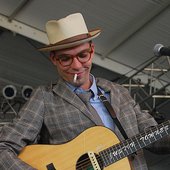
<box><xmin>0</xmin><ymin>13</ymin><xmax>169</xmax><ymax>170</ymax></box>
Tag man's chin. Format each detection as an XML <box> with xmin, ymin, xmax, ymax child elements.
<box><xmin>72</xmin><ymin>79</ymin><xmax>83</xmax><ymax>87</ymax></box>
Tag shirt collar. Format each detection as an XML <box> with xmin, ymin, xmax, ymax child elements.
<box><xmin>66</xmin><ymin>74</ymin><xmax>98</xmax><ymax>99</ymax></box>
<box><xmin>90</xmin><ymin>75</ymin><xmax>98</xmax><ymax>99</ymax></box>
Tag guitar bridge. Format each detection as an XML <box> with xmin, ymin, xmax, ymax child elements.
<box><xmin>46</xmin><ymin>163</ymin><xmax>56</xmax><ymax>170</ymax></box>
<box><xmin>88</xmin><ymin>151</ymin><xmax>101</xmax><ymax>170</ymax></box>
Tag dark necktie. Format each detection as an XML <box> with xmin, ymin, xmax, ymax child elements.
<box><xmin>76</xmin><ymin>90</ymin><xmax>103</xmax><ymax>125</ymax></box>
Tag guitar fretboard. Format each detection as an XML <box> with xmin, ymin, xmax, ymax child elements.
<box><xmin>99</xmin><ymin>120</ymin><xmax>170</xmax><ymax>167</ymax></box>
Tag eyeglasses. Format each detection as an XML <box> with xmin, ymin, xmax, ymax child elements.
<box><xmin>55</xmin><ymin>47</ymin><xmax>93</xmax><ymax>67</ymax></box>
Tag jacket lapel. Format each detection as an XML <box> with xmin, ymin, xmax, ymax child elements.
<box><xmin>96</xmin><ymin>77</ymin><xmax>120</xmax><ymax>115</ymax></box>
<box><xmin>51</xmin><ymin>78</ymin><xmax>103</xmax><ymax>125</ymax></box>
<box><xmin>97</xmin><ymin>78</ymin><xmax>126</xmax><ymax>139</ymax></box>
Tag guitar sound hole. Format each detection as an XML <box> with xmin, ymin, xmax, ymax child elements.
<box><xmin>76</xmin><ymin>153</ymin><xmax>103</xmax><ymax>170</ymax></box>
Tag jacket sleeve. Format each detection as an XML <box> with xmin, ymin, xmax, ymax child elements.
<box><xmin>119</xmin><ymin>84</ymin><xmax>170</xmax><ymax>154</ymax></box>
<box><xmin>134</xmin><ymin>104</ymin><xmax>170</xmax><ymax>154</ymax></box>
<box><xmin>132</xmin><ymin>93</ymin><xmax>170</xmax><ymax>154</ymax></box>
<box><xmin>0</xmin><ymin>87</ymin><xmax>45</xmax><ymax>169</ymax></box>
<box><xmin>118</xmin><ymin>84</ymin><xmax>158</xmax><ymax>131</ymax></box>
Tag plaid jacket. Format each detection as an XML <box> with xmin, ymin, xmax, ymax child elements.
<box><xmin>0</xmin><ymin>77</ymin><xmax>165</xmax><ymax>170</ymax></box>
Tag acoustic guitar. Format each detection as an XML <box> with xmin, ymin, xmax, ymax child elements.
<box><xmin>18</xmin><ymin>120</ymin><xmax>170</xmax><ymax>170</ymax></box>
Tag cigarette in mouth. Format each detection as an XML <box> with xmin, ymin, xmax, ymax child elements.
<box><xmin>73</xmin><ymin>74</ymin><xmax>78</xmax><ymax>83</ymax></box>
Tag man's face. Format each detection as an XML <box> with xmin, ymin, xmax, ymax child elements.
<box><xmin>50</xmin><ymin>42</ymin><xmax>95</xmax><ymax>89</ymax></box>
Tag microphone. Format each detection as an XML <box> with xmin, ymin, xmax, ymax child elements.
<box><xmin>153</xmin><ymin>44</ymin><xmax>170</xmax><ymax>57</ymax></box>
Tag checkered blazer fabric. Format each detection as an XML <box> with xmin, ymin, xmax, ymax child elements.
<box><xmin>0</xmin><ymin>77</ymin><xmax>167</xmax><ymax>170</ymax></box>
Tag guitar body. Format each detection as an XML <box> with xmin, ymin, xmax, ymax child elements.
<box><xmin>19</xmin><ymin>126</ymin><xmax>131</xmax><ymax>170</ymax></box>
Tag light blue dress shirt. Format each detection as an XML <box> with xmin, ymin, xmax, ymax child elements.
<box><xmin>66</xmin><ymin>75</ymin><xmax>115</xmax><ymax>131</ymax></box>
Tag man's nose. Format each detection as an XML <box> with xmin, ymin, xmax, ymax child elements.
<box><xmin>71</xmin><ymin>57</ymin><xmax>82</xmax><ymax>68</ymax></box>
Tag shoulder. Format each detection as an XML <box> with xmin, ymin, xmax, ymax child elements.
<box><xmin>96</xmin><ymin>77</ymin><xmax>128</xmax><ymax>93</ymax></box>
<box><xmin>31</xmin><ymin>79</ymin><xmax>60</xmax><ymax>98</ymax></box>
<box><xmin>34</xmin><ymin>77</ymin><xmax>63</xmax><ymax>93</ymax></box>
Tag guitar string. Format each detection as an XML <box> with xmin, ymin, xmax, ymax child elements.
<box><xmin>64</xmin><ymin>154</ymin><xmax>104</xmax><ymax>170</ymax></box>
<box><xmin>76</xmin><ymin>155</ymin><xmax>103</xmax><ymax>170</ymax></box>
<box><xmin>102</xmin><ymin>122</ymin><xmax>169</xmax><ymax>168</ymax></box>
<box><xmin>65</xmin><ymin>121</ymin><xmax>170</xmax><ymax>169</ymax></box>
<box><xmin>99</xmin><ymin>120</ymin><xmax>170</xmax><ymax>166</ymax></box>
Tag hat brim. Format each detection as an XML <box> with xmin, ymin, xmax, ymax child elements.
<box><xmin>38</xmin><ymin>29</ymin><xmax>101</xmax><ymax>52</ymax></box>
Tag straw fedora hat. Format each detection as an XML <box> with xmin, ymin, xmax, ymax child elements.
<box><xmin>38</xmin><ymin>13</ymin><xmax>101</xmax><ymax>51</ymax></box>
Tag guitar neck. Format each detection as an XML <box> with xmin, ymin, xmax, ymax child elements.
<box><xmin>100</xmin><ymin>120</ymin><xmax>170</xmax><ymax>167</ymax></box>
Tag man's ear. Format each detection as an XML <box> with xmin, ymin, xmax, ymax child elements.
<box><xmin>90</xmin><ymin>42</ymin><xmax>95</xmax><ymax>57</ymax></box>
<box><xmin>49</xmin><ymin>51</ymin><xmax>57</xmax><ymax>65</ymax></box>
